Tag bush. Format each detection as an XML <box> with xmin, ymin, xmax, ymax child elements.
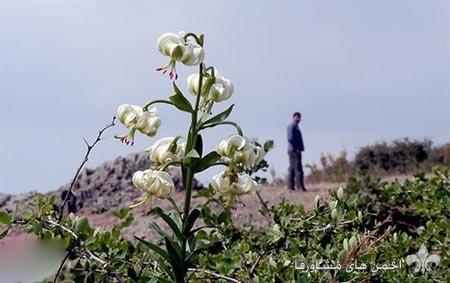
<box><xmin>307</xmin><ymin>138</ymin><xmax>449</xmax><ymax>183</ymax></box>
<box><xmin>355</xmin><ymin>138</ymin><xmax>433</xmax><ymax>173</ymax></box>
<box><xmin>192</xmin><ymin>168</ymin><xmax>449</xmax><ymax>282</ymax></box>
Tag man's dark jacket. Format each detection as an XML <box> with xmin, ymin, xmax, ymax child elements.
<box><xmin>287</xmin><ymin>122</ymin><xmax>304</xmax><ymax>153</ymax></box>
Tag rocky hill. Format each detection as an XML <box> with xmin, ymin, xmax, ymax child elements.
<box><xmin>0</xmin><ymin>152</ymin><xmax>203</xmax><ymax>214</ymax></box>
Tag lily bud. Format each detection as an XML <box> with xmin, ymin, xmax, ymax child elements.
<box><xmin>358</xmin><ymin>210</ymin><xmax>363</xmax><ymax>222</ymax></box>
<box><xmin>331</xmin><ymin>208</ymin><xmax>338</xmax><ymax>220</ymax></box>
<box><xmin>349</xmin><ymin>236</ymin><xmax>358</xmax><ymax>250</ymax></box>
<box><xmin>314</xmin><ymin>195</ymin><xmax>321</xmax><ymax>210</ymax></box>
<box><xmin>146</xmin><ymin>137</ymin><xmax>184</xmax><ymax>164</ymax></box>
<box><xmin>343</xmin><ymin>239</ymin><xmax>349</xmax><ymax>252</ymax></box>
<box><xmin>337</xmin><ymin>187</ymin><xmax>344</xmax><ymax>200</ymax></box>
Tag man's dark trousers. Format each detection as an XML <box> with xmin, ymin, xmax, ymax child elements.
<box><xmin>288</xmin><ymin>151</ymin><xmax>306</xmax><ymax>191</ymax></box>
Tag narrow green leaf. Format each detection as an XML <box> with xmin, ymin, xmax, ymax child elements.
<box><xmin>183</xmin><ymin>209</ymin><xmax>200</xmax><ymax>236</ymax></box>
<box><xmin>185</xmin><ymin>149</ymin><xmax>200</xmax><ymax>159</ymax></box>
<box><xmin>127</xmin><ymin>267</ymin><xmax>139</xmax><ymax>281</ymax></box>
<box><xmin>11</xmin><ymin>204</ymin><xmax>18</xmax><ymax>222</ymax></box>
<box><xmin>195</xmin><ymin>151</ymin><xmax>222</xmax><ymax>173</ymax></box>
<box><xmin>134</xmin><ymin>236</ymin><xmax>170</xmax><ymax>263</ymax></box>
<box><xmin>164</xmin><ymin>237</ymin><xmax>183</xmax><ymax>273</ymax></box>
<box><xmin>0</xmin><ymin>228</ymin><xmax>9</xmax><ymax>239</ymax></box>
<box><xmin>186</xmin><ymin>241</ymin><xmax>220</xmax><ymax>264</ymax></box>
<box><xmin>150</xmin><ymin>207</ymin><xmax>182</xmax><ymax>242</ymax></box>
<box><xmin>149</xmin><ymin>221</ymin><xmax>170</xmax><ymax>238</ymax></box>
<box><xmin>154</xmin><ymin>275</ymin><xmax>175</xmax><ymax>283</ymax></box>
<box><xmin>200</xmin><ymin>104</ymin><xmax>234</xmax><ymax>128</ymax></box>
<box><xmin>0</xmin><ymin>211</ymin><xmax>10</xmax><ymax>226</ymax></box>
<box><xmin>167</xmin><ymin>198</ymin><xmax>181</xmax><ymax>217</ymax></box>
<box><xmin>169</xmin><ymin>82</ymin><xmax>193</xmax><ymax>113</ymax></box>
<box><xmin>195</xmin><ymin>134</ymin><xmax>203</xmax><ymax>157</ymax></box>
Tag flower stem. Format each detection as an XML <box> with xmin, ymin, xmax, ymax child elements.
<box><xmin>179</xmin><ymin>62</ymin><xmax>204</xmax><ymax>283</ymax></box>
<box><xmin>142</xmin><ymin>99</ymin><xmax>173</xmax><ymax>111</ymax></box>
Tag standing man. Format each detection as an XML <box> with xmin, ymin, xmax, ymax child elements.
<box><xmin>287</xmin><ymin>112</ymin><xmax>307</xmax><ymax>191</ymax></box>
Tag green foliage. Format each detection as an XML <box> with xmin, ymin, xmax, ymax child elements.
<box><xmin>190</xmin><ymin>168</ymin><xmax>449</xmax><ymax>282</ymax></box>
<box><xmin>1</xmin><ymin>169</ymin><xmax>449</xmax><ymax>282</ymax></box>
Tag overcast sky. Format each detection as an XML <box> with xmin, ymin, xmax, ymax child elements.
<box><xmin>1</xmin><ymin>0</ymin><xmax>449</xmax><ymax>194</ymax></box>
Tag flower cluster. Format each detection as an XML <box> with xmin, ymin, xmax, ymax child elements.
<box><xmin>115</xmin><ymin>31</ymin><xmax>269</xmax><ymax>208</ymax></box>
<box><xmin>130</xmin><ymin>169</ymin><xmax>175</xmax><ymax>207</ymax></box>
<box><xmin>209</xmin><ymin>135</ymin><xmax>266</xmax><ymax>201</ymax></box>
<box><xmin>217</xmin><ymin>135</ymin><xmax>265</xmax><ymax>168</ymax></box>
<box><xmin>116</xmin><ymin>104</ymin><xmax>161</xmax><ymax>145</ymax></box>
<box><xmin>156</xmin><ymin>32</ymin><xmax>205</xmax><ymax>79</ymax></box>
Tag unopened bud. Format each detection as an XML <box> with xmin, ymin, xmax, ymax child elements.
<box><xmin>337</xmin><ymin>187</ymin><xmax>344</xmax><ymax>200</ymax></box>
<box><xmin>343</xmin><ymin>239</ymin><xmax>349</xmax><ymax>252</ymax></box>
<box><xmin>331</xmin><ymin>208</ymin><xmax>338</xmax><ymax>220</ymax></box>
<box><xmin>358</xmin><ymin>211</ymin><xmax>363</xmax><ymax>222</ymax></box>
<box><xmin>349</xmin><ymin>236</ymin><xmax>358</xmax><ymax>249</ymax></box>
<box><xmin>314</xmin><ymin>195</ymin><xmax>321</xmax><ymax>210</ymax></box>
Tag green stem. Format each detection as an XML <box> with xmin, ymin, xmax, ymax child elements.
<box><xmin>201</xmin><ymin>121</ymin><xmax>243</xmax><ymax>136</ymax></box>
<box><xmin>159</xmin><ymin>160</ymin><xmax>182</xmax><ymax>171</ymax></box>
<box><xmin>142</xmin><ymin>99</ymin><xmax>173</xmax><ymax>111</ymax></box>
<box><xmin>179</xmin><ymin>62</ymin><xmax>204</xmax><ymax>283</ymax></box>
<box><xmin>200</xmin><ymin>101</ymin><xmax>214</xmax><ymax>123</ymax></box>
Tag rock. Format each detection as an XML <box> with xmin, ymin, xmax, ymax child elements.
<box><xmin>0</xmin><ymin>152</ymin><xmax>203</xmax><ymax>215</ymax></box>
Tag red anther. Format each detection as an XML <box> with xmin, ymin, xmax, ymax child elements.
<box><xmin>175</xmin><ymin>73</ymin><xmax>178</xmax><ymax>80</ymax></box>
<box><xmin>162</xmin><ymin>70</ymin><xmax>167</xmax><ymax>74</ymax></box>
<box><xmin>131</xmin><ymin>141</ymin><xmax>134</xmax><ymax>146</ymax></box>
<box><xmin>125</xmin><ymin>140</ymin><xmax>129</xmax><ymax>145</ymax></box>
<box><xmin>156</xmin><ymin>67</ymin><xmax>163</xmax><ymax>71</ymax></box>
<box><xmin>169</xmin><ymin>71</ymin><xmax>174</xmax><ymax>80</ymax></box>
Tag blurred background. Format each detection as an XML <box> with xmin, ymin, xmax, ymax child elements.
<box><xmin>1</xmin><ymin>0</ymin><xmax>449</xmax><ymax>194</ymax></box>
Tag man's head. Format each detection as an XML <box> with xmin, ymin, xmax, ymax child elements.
<box><xmin>292</xmin><ymin>112</ymin><xmax>301</xmax><ymax>124</ymax></box>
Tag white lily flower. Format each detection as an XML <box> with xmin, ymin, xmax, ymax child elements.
<box><xmin>146</xmin><ymin>137</ymin><xmax>184</xmax><ymax>164</ymax></box>
<box><xmin>132</xmin><ymin>169</ymin><xmax>175</xmax><ymax>200</ymax></box>
<box><xmin>117</xmin><ymin>104</ymin><xmax>143</xmax><ymax>128</ymax></box>
<box><xmin>135</xmin><ymin>107</ymin><xmax>161</xmax><ymax>137</ymax></box>
<box><xmin>217</xmin><ymin>135</ymin><xmax>265</xmax><ymax>167</ymax></box>
<box><xmin>186</xmin><ymin>73</ymin><xmax>208</xmax><ymax>96</ymax></box>
<box><xmin>211</xmin><ymin>171</ymin><xmax>256</xmax><ymax>197</ymax></box>
<box><xmin>180</xmin><ymin>36</ymin><xmax>205</xmax><ymax>66</ymax></box>
<box><xmin>156</xmin><ymin>31</ymin><xmax>205</xmax><ymax>80</ymax></box>
<box><xmin>116</xmin><ymin>105</ymin><xmax>161</xmax><ymax>145</ymax></box>
<box><xmin>186</xmin><ymin>71</ymin><xmax>234</xmax><ymax>102</ymax></box>
<box><xmin>233</xmin><ymin>142</ymin><xmax>258</xmax><ymax>167</ymax></box>
<box><xmin>217</xmin><ymin>135</ymin><xmax>246</xmax><ymax>157</ymax></box>
<box><xmin>157</xmin><ymin>32</ymin><xmax>186</xmax><ymax>61</ymax></box>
